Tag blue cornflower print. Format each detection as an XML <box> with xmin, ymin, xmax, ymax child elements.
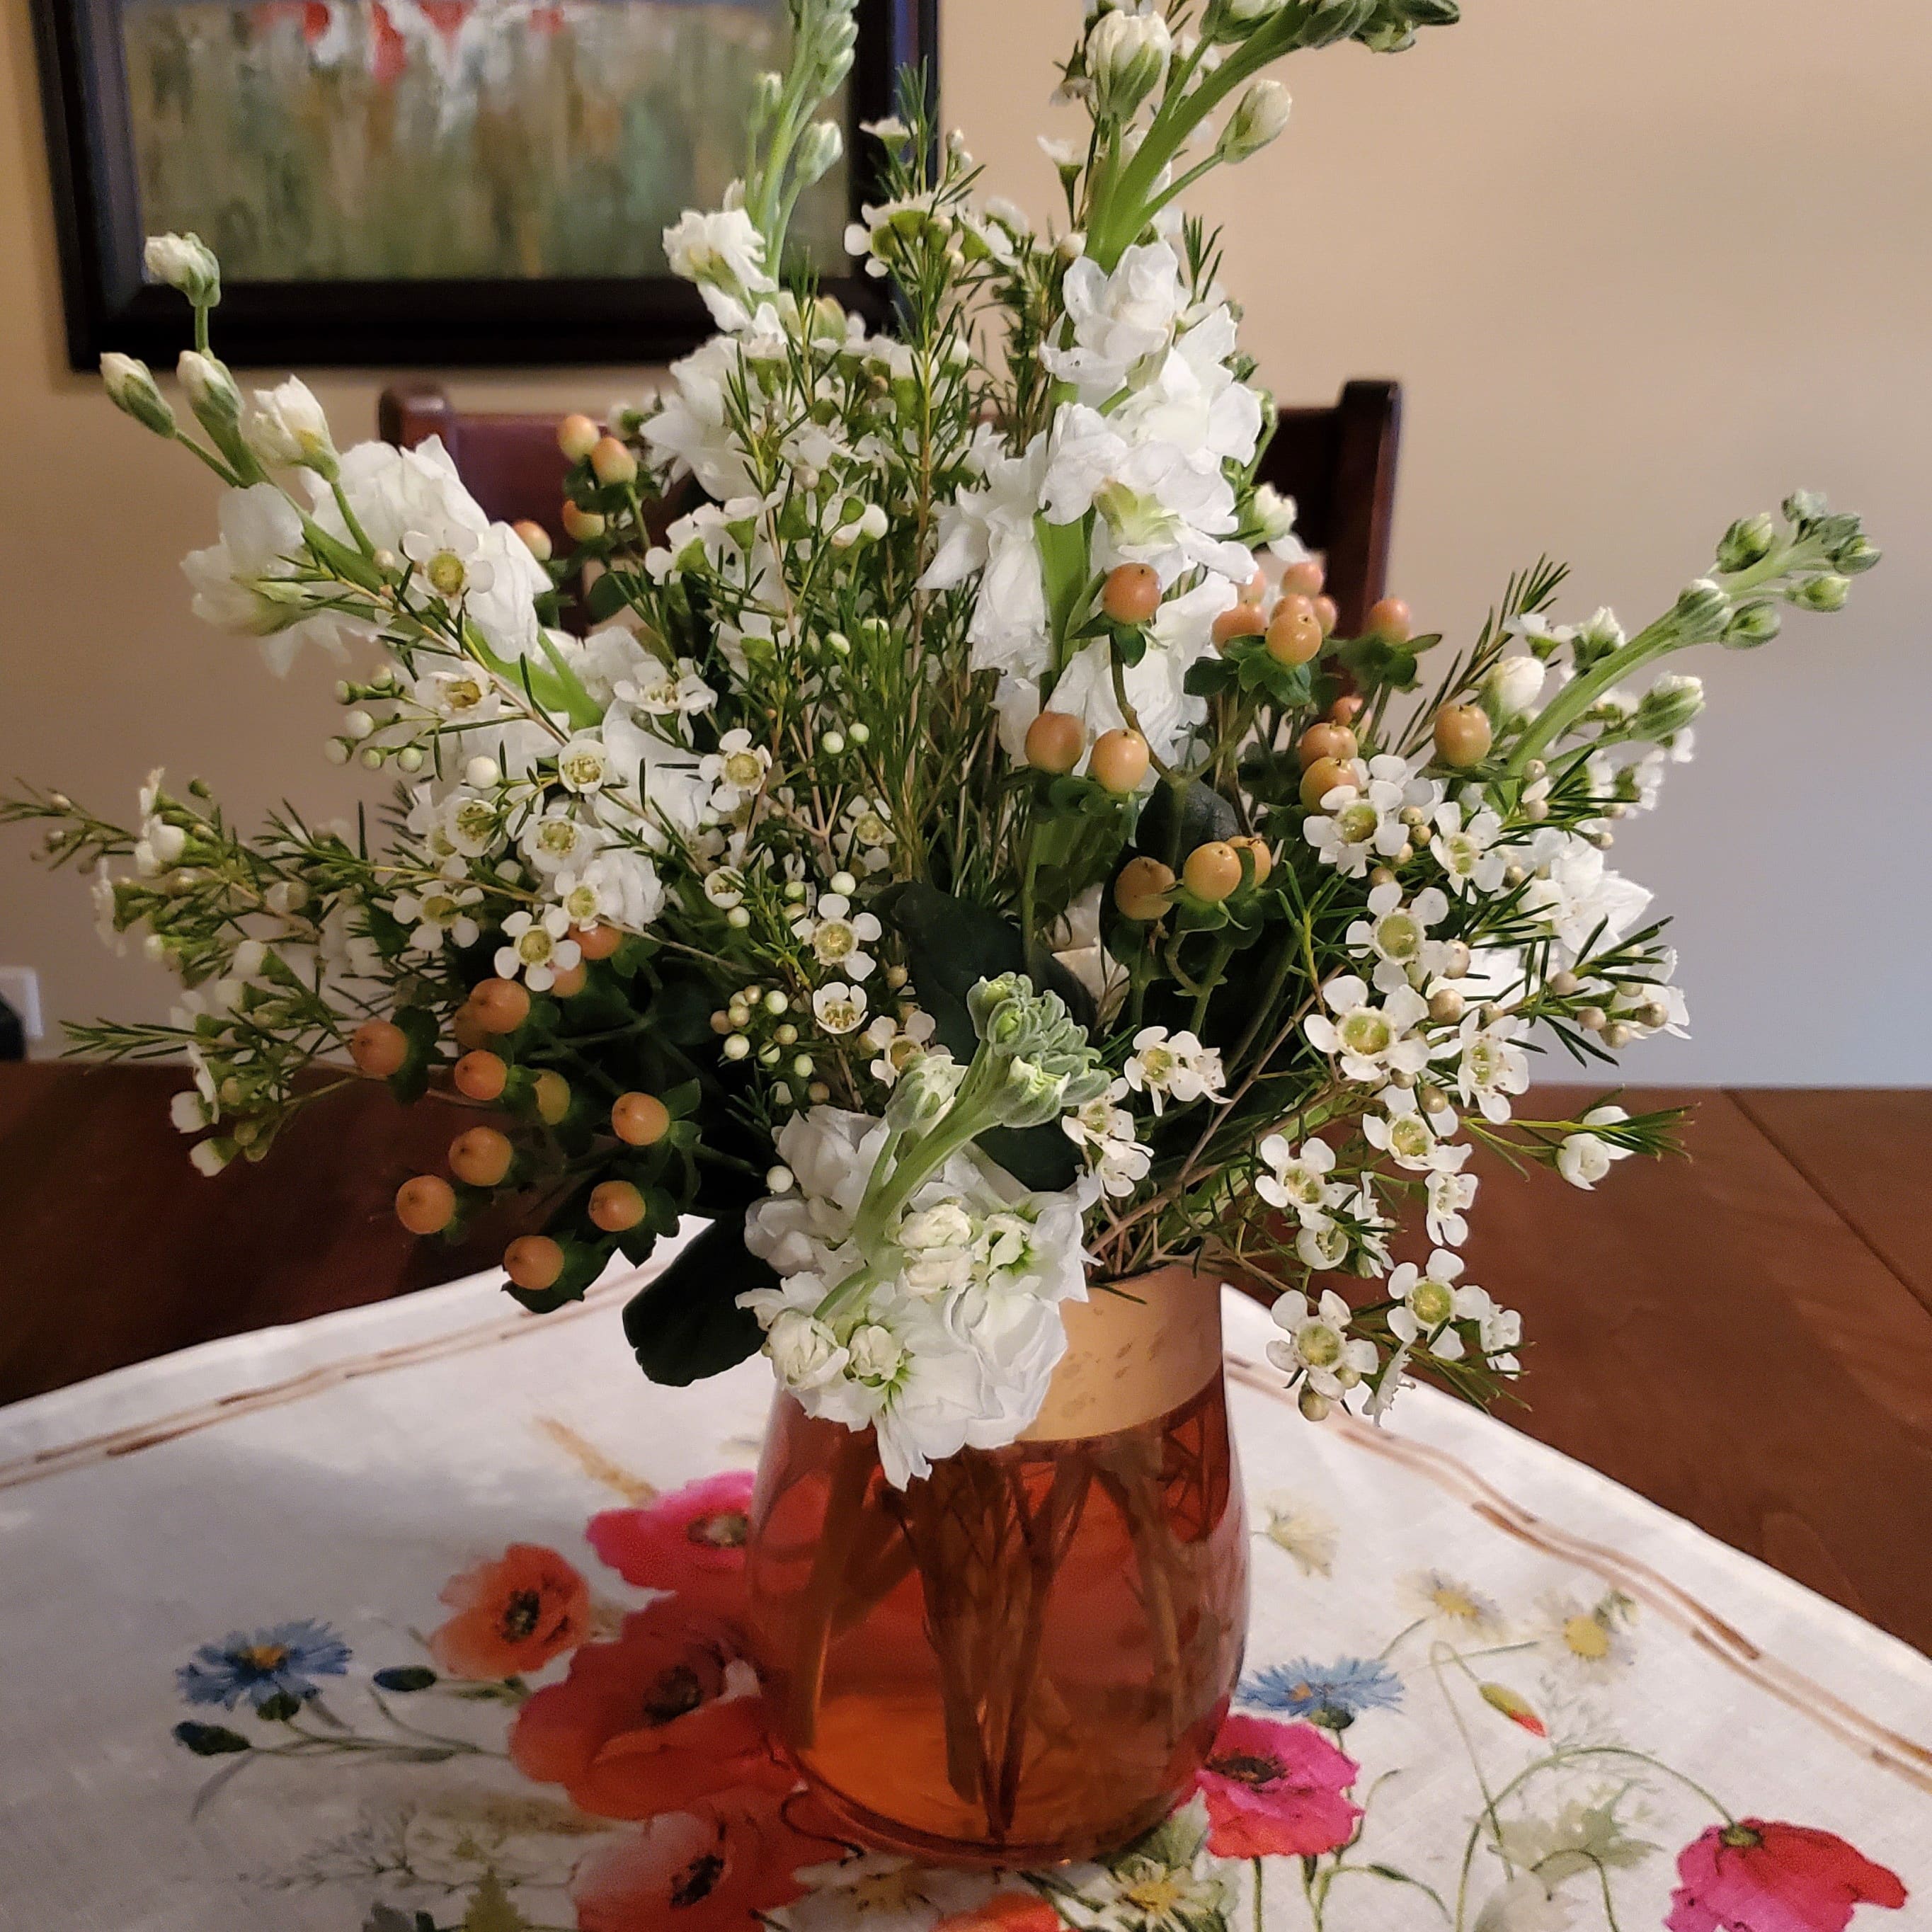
<box><xmin>177</xmin><ymin>1620</ymin><xmax>352</xmax><ymax>1712</ymax></box>
<box><xmin>1242</xmin><ymin>1655</ymin><xmax>1403</xmax><ymax>1728</ymax></box>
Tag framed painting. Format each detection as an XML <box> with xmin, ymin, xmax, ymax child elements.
<box><xmin>30</xmin><ymin>0</ymin><xmax>936</xmax><ymax>368</ymax></box>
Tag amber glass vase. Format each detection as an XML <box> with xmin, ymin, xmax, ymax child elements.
<box><xmin>745</xmin><ymin>1267</ymin><xmax>1247</xmax><ymax>1868</ymax></box>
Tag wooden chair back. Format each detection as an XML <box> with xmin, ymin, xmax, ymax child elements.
<box><xmin>379</xmin><ymin>377</ymin><xmax>1401</xmax><ymax>630</ymax></box>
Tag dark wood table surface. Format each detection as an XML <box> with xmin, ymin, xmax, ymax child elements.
<box><xmin>2</xmin><ymin>1063</ymin><xmax>1927</xmax><ymax>1655</ymax></box>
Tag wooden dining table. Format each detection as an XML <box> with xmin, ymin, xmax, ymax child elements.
<box><xmin>1</xmin><ymin>1063</ymin><xmax>1926</xmax><ymax>1656</ymax></box>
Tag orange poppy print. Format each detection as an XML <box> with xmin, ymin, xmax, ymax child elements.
<box><xmin>427</xmin><ymin>1543</ymin><xmax>590</xmax><ymax>1681</ymax></box>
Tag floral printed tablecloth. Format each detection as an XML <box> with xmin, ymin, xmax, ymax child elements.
<box><xmin>1</xmin><ymin>1233</ymin><xmax>1926</xmax><ymax>1932</ymax></box>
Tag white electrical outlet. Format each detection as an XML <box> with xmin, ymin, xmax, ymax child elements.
<box><xmin>0</xmin><ymin>967</ymin><xmax>44</xmax><ymax>1042</ymax></box>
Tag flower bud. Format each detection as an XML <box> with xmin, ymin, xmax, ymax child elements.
<box><xmin>1833</xmin><ymin>532</ymin><xmax>1881</xmax><ymax>576</ymax></box>
<box><xmin>1672</xmin><ymin>578</ymin><xmax>1732</xmax><ymax>638</ymax></box>
<box><xmin>748</xmin><ymin>69</ymin><xmax>784</xmax><ymax>135</ymax></box>
<box><xmin>177</xmin><ymin>349</ymin><xmax>244</xmax><ymax>432</ymax></box>
<box><xmin>1635</xmin><ymin>674</ymin><xmax>1704</xmax><ymax>737</ymax></box>
<box><xmin>995</xmin><ymin>1056</ymin><xmax>1071</xmax><ymax>1131</ymax></box>
<box><xmin>1483</xmin><ymin>653</ymin><xmax>1545</xmax><ymax>719</ymax></box>
<box><xmin>246</xmin><ymin>377</ymin><xmax>336</xmax><ymax>474</ymax></box>
<box><xmin>1216</xmin><ymin>79</ymin><xmax>1293</xmax><ymax>163</ymax></box>
<box><xmin>1715</xmin><ymin>513</ymin><xmax>1776</xmax><ymax>573</ymax></box>
<box><xmin>1788</xmin><ymin>573</ymin><xmax>1851</xmax><ymax>613</ymax></box>
<box><xmin>794</xmin><ymin>119</ymin><xmax>845</xmax><ymax>189</ymax></box>
<box><xmin>885</xmin><ymin>1051</ymin><xmax>965</xmax><ymax>1132</ymax></box>
<box><xmin>589</xmin><ymin>435</ymin><xmax>637</xmax><ymax>486</ymax></box>
<box><xmin>1088</xmin><ymin>8</ymin><xmax>1172</xmax><ymax>119</ymax></box>
<box><xmin>144</xmin><ymin>232</ymin><xmax>221</xmax><ymax>307</ymax></box>
<box><xmin>101</xmin><ymin>353</ymin><xmax>176</xmax><ymax>437</ymax></box>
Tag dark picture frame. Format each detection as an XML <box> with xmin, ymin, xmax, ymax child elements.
<box><xmin>30</xmin><ymin>0</ymin><xmax>937</xmax><ymax>370</ymax></box>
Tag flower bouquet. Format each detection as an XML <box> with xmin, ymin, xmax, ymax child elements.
<box><xmin>6</xmin><ymin>0</ymin><xmax>1877</xmax><ymax>1868</ymax></box>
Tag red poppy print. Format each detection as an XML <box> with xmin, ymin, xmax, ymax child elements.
<box><xmin>428</xmin><ymin>1543</ymin><xmax>590</xmax><ymax>1681</ymax></box>
<box><xmin>570</xmin><ymin>1790</ymin><xmax>840</xmax><ymax>1931</ymax></box>
<box><xmin>510</xmin><ymin>1601</ymin><xmax>791</xmax><ymax>1820</ymax></box>
<box><xmin>587</xmin><ymin>1473</ymin><xmax>756</xmax><ymax>1623</ymax></box>
<box><xmin>1668</xmin><ymin>1820</ymin><xmax>1907</xmax><ymax>1932</ymax></box>
<box><xmin>1193</xmin><ymin>1713</ymin><xmax>1363</xmax><ymax>1859</ymax></box>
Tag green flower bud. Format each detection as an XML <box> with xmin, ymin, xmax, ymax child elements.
<box><xmin>1722</xmin><ymin>600</ymin><xmax>1783</xmax><ymax>649</ymax></box>
<box><xmin>1715</xmin><ymin>513</ymin><xmax>1776</xmax><ymax>574</ymax></box>
<box><xmin>177</xmin><ymin>349</ymin><xmax>243</xmax><ymax>431</ymax></box>
<box><xmin>794</xmin><ymin>120</ymin><xmax>845</xmax><ymax>190</ymax></box>
<box><xmin>1788</xmin><ymin>573</ymin><xmax>1851</xmax><ymax>613</ymax></box>
<box><xmin>1634</xmin><ymin>673</ymin><xmax>1705</xmax><ymax>736</ymax></box>
<box><xmin>1833</xmin><ymin>533</ymin><xmax>1881</xmax><ymax>576</ymax></box>
<box><xmin>1087</xmin><ymin>9</ymin><xmax>1172</xmax><ymax>120</ymax></box>
<box><xmin>995</xmin><ymin>1056</ymin><xmax>1070</xmax><ymax>1130</ymax></box>
<box><xmin>144</xmin><ymin>232</ymin><xmax>221</xmax><ymax>307</ymax></box>
<box><xmin>100</xmin><ymin>353</ymin><xmax>176</xmax><ymax>437</ymax></box>
<box><xmin>748</xmin><ymin>70</ymin><xmax>784</xmax><ymax>136</ymax></box>
<box><xmin>1216</xmin><ymin>79</ymin><xmax>1293</xmax><ymax>164</ymax></box>
<box><xmin>1672</xmin><ymin>578</ymin><xmax>1732</xmax><ymax>639</ymax></box>
<box><xmin>884</xmin><ymin>1051</ymin><xmax>965</xmax><ymax>1133</ymax></box>
<box><xmin>1782</xmin><ymin>488</ymin><xmax>1827</xmax><ymax>531</ymax></box>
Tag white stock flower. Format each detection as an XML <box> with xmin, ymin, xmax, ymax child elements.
<box><xmin>144</xmin><ymin>232</ymin><xmax>219</xmax><ymax>302</ymax></box>
<box><xmin>1041</xmin><ymin>241</ymin><xmax>1189</xmax><ymax>401</ymax></box>
<box><xmin>1305</xmin><ymin>976</ymin><xmax>1435</xmax><ymax>1085</ymax></box>
<box><xmin>662</xmin><ymin>205</ymin><xmax>777</xmax><ymax>330</ymax></box>
<box><xmin>1556</xmin><ymin>1106</ymin><xmax>1633</xmax><ymax>1189</ymax></box>
<box><xmin>1485</xmin><ymin>653</ymin><xmax>1547</xmax><ymax>719</ymax></box>
<box><xmin>641</xmin><ymin>336</ymin><xmax>759</xmax><ymax>501</ymax></box>
<box><xmin>245</xmin><ymin>377</ymin><xmax>334</xmax><ymax>470</ymax></box>
<box><xmin>1267</xmin><ymin>1288</ymin><xmax>1377</xmax><ymax>1399</ymax></box>
<box><xmin>921</xmin><ymin>423</ymin><xmax>1053</xmax><ymax>678</ymax></box>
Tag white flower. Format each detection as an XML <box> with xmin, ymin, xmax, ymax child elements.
<box><xmin>1305</xmin><ymin>755</ymin><xmax>1439</xmax><ymax>877</ymax></box>
<box><xmin>1040</xmin><ymin>240</ymin><xmax>1189</xmax><ymax>403</ymax></box>
<box><xmin>189</xmin><ymin>1138</ymin><xmax>233</xmax><ymax>1177</ymax></box>
<box><xmin>554</xmin><ymin>733</ymin><xmax>614</xmax><ymax>795</ymax></box>
<box><xmin>1485</xmin><ymin>653</ymin><xmax>1547</xmax><ymax>719</ymax></box>
<box><xmin>812</xmin><ymin>981</ymin><xmax>869</xmax><ymax>1035</ymax></box>
<box><xmin>1364</xmin><ymin>1090</ymin><xmax>1465</xmax><ymax>1173</ymax></box>
<box><xmin>864</xmin><ymin>1009</ymin><xmax>937</xmax><ymax>1086</ymax></box>
<box><xmin>1347</xmin><ymin>881</ymin><xmax>1451</xmax><ymax>995</ymax></box>
<box><xmin>1267</xmin><ymin>1288</ymin><xmax>1377</xmax><ymax>1399</ymax></box>
<box><xmin>428</xmin><ymin>789</ymin><xmax>503</xmax><ymax>862</ymax></box>
<box><xmin>661</xmin><ymin>204</ymin><xmax>777</xmax><ymax>330</ymax></box>
<box><xmin>244</xmin><ymin>377</ymin><xmax>334</xmax><ymax>471</ymax></box>
<box><xmin>1086</xmin><ymin>8</ymin><xmax>1172</xmax><ymax>117</ymax></box>
<box><xmin>1455</xmin><ymin>1012</ymin><xmax>1531</xmax><ymax>1124</ymax></box>
<box><xmin>411</xmin><ymin>667</ymin><xmax>499</xmax><ymax>724</ymax></box>
<box><xmin>181</xmin><ymin>482</ymin><xmax>361</xmax><ymax>674</ymax></box>
<box><xmin>1305</xmin><ymin>976</ymin><xmax>1435</xmax><ymax>1085</ymax></box>
<box><xmin>793</xmin><ymin>892</ymin><xmax>883</xmax><ymax>981</ymax></box>
<box><xmin>1426</xmin><ymin>1163</ymin><xmax>1479</xmax><ymax>1247</ymax></box>
<box><xmin>1124</xmin><ymin>1026</ymin><xmax>1224</xmax><ymax>1112</ymax></box>
<box><xmin>1062</xmin><ymin>1079</ymin><xmax>1152</xmax><ymax>1198</ymax></box>
<box><xmin>520</xmin><ymin>804</ymin><xmax>602</xmax><ymax>876</ymax></box>
<box><xmin>641</xmin><ymin>335</ymin><xmax>758</xmax><ymax>501</ymax></box>
<box><xmin>1556</xmin><ymin>1106</ymin><xmax>1633</xmax><ymax>1189</ymax></box>
<box><xmin>1387</xmin><ymin>1250</ymin><xmax>1476</xmax><ymax>1360</ymax></box>
<box><xmin>699</xmin><ymin>728</ymin><xmax>772</xmax><ymax>814</ymax></box>
<box><xmin>765</xmin><ymin>1310</ymin><xmax>849</xmax><ymax>1394</ymax></box>
<box><xmin>838</xmin><ymin>796</ymin><xmax>897</xmax><ymax>872</ymax></box>
<box><xmin>391</xmin><ymin>879</ymin><xmax>484</xmax><ymax>954</ymax></box>
<box><xmin>495</xmin><ymin>906</ymin><xmax>581</xmax><ymax>992</ymax></box>
<box><xmin>1523</xmin><ymin>830</ymin><xmax>1654</xmax><ymax>959</ymax></box>
<box><xmin>170</xmin><ymin>1085</ymin><xmax>215</xmax><ymax>1133</ymax></box>
<box><xmin>143</xmin><ymin>232</ymin><xmax>219</xmax><ymax>302</ymax></box>
<box><xmin>921</xmin><ymin>422</ymin><xmax>1053</xmax><ymax>678</ymax></box>
<box><xmin>1430</xmin><ymin>800</ymin><xmax>1509</xmax><ymax>897</ymax></box>
<box><xmin>615</xmin><ymin>657</ymin><xmax>715</xmax><ymax>720</ymax></box>
<box><xmin>702</xmin><ymin>866</ymin><xmax>746</xmax><ymax>910</ymax></box>
<box><xmin>1254</xmin><ymin>1133</ymin><xmax>1342</xmax><ymax>1228</ymax></box>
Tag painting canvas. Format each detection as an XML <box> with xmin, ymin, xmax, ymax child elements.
<box><xmin>119</xmin><ymin>0</ymin><xmax>850</xmax><ymax>282</ymax></box>
<box><xmin>33</xmin><ymin>0</ymin><xmax>927</xmax><ymax>364</ymax></box>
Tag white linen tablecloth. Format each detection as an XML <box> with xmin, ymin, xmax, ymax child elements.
<box><xmin>1</xmin><ymin>1231</ymin><xmax>1925</xmax><ymax>1931</ymax></box>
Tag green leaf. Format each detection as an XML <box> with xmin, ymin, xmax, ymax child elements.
<box><xmin>585</xmin><ymin>569</ymin><xmax>636</xmax><ymax>622</ymax></box>
<box><xmin>1184</xmin><ymin>657</ymin><xmax>1238</xmax><ymax>700</ymax></box>
<box><xmin>385</xmin><ymin>1007</ymin><xmax>442</xmax><ymax>1105</ymax></box>
<box><xmin>1133</xmin><ymin>777</ymin><xmax>1240</xmax><ymax>870</ymax></box>
<box><xmin>622</xmin><ymin>1211</ymin><xmax>768</xmax><ymax>1385</ymax></box>
<box><xmin>253</xmin><ymin>1691</ymin><xmax>302</xmax><ymax>1723</ymax></box>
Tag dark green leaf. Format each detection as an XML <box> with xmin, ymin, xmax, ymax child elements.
<box><xmin>622</xmin><ymin>1212</ymin><xmax>767</xmax><ymax>1385</ymax></box>
<box><xmin>585</xmin><ymin>570</ymin><xmax>635</xmax><ymax>622</ymax></box>
<box><xmin>373</xmin><ymin>1667</ymin><xmax>439</xmax><ymax>1693</ymax></box>
<box><xmin>1133</xmin><ymin>777</ymin><xmax>1240</xmax><ymax>869</ymax></box>
<box><xmin>173</xmin><ymin>1721</ymin><xmax>251</xmax><ymax>1756</ymax></box>
<box><xmin>253</xmin><ymin>1691</ymin><xmax>302</xmax><ymax>1723</ymax></box>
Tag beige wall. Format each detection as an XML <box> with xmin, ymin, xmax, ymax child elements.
<box><xmin>2</xmin><ymin>0</ymin><xmax>1927</xmax><ymax>1081</ymax></box>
